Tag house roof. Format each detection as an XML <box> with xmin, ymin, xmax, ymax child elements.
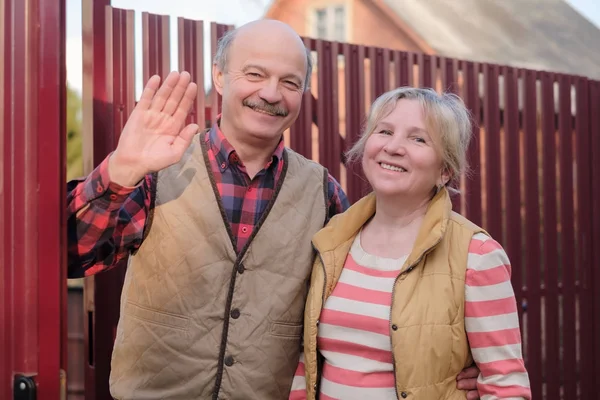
<box><xmin>382</xmin><ymin>0</ymin><xmax>600</xmax><ymax>80</ymax></box>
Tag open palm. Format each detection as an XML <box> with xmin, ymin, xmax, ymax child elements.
<box><xmin>109</xmin><ymin>71</ymin><xmax>199</xmax><ymax>186</ymax></box>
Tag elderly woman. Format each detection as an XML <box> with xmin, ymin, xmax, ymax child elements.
<box><xmin>289</xmin><ymin>87</ymin><xmax>531</xmax><ymax>400</ymax></box>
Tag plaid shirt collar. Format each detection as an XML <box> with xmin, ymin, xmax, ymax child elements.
<box><xmin>207</xmin><ymin>118</ymin><xmax>286</xmax><ymax>173</ymax></box>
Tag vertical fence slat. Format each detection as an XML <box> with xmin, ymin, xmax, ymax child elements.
<box><xmin>141</xmin><ymin>13</ymin><xmax>152</xmax><ymax>83</ymax></box>
<box><xmin>330</xmin><ymin>41</ymin><xmax>340</xmax><ymax>181</ymax></box>
<box><xmin>368</xmin><ymin>47</ymin><xmax>389</xmax><ymax>95</ymax></box>
<box><xmin>316</xmin><ymin>39</ymin><xmax>326</xmax><ymax>165</ymax></box>
<box><xmin>343</xmin><ymin>43</ymin><xmax>366</xmax><ymax>203</ymax></box>
<box><xmin>304</xmin><ymin>37</ymin><xmax>314</xmax><ymax>159</ymax></box>
<box><xmin>382</xmin><ymin>48</ymin><xmax>390</xmax><ymax>91</ymax></box>
<box><xmin>210</xmin><ymin>22</ymin><xmax>219</xmax><ymax>125</ymax></box>
<box><xmin>195</xmin><ymin>19</ymin><xmax>206</xmax><ymax>129</ymax></box>
<box><xmin>40</xmin><ymin>1</ymin><xmax>69</xmax><ymax>394</ymax></box>
<box><xmin>441</xmin><ymin>57</ymin><xmax>459</xmax><ymax>94</ymax></box>
<box><xmin>317</xmin><ymin>40</ymin><xmax>340</xmax><ymax>180</ymax></box>
<box><xmin>463</xmin><ymin>61</ymin><xmax>482</xmax><ymax>226</ymax></box>
<box><xmin>290</xmin><ymin>39</ymin><xmax>313</xmax><ymax>158</ymax></box>
<box><xmin>589</xmin><ymin>79</ymin><xmax>600</xmax><ymax>397</ymax></box>
<box><xmin>1</xmin><ymin>0</ymin><xmax>67</xmax><ymax>397</ymax></box>
<box><xmin>419</xmin><ymin>53</ymin><xmax>434</xmax><ymax>89</ymax></box>
<box><xmin>394</xmin><ymin>51</ymin><xmax>412</xmax><ymax>87</ymax></box>
<box><xmin>483</xmin><ymin>63</ymin><xmax>502</xmax><ymax>240</ymax></box>
<box><xmin>416</xmin><ymin>52</ymin><xmax>424</xmax><ymax>87</ymax></box>
<box><xmin>427</xmin><ymin>55</ymin><xmax>436</xmax><ymax>89</ymax></box>
<box><xmin>82</xmin><ymin>2</ymin><xmax>111</xmax><ymax>399</ymax></box>
<box><xmin>369</xmin><ymin>47</ymin><xmax>384</xmax><ymax>101</ymax></box>
<box><xmin>6</xmin><ymin>0</ymin><xmax>41</xmax><ymax>380</ymax></box>
<box><xmin>208</xmin><ymin>23</ymin><xmax>232</xmax><ymax>124</ymax></box>
<box><xmin>441</xmin><ymin>58</ymin><xmax>461</xmax><ymax>212</ymax></box>
<box><xmin>541</xmin><ymin>71</ymin><xmax>560</xmax><ymax>398</ymax></box>
<box><xmin>91</xmin><ymin>7</ymin><xmax>136</xmax><ymax>398</ymax></box>
<box><xmin>0</xmin><ymin>2</ymin><xmax>9</xmax><ymax>397</ymax></box>
<box><xmin>178</xmin><ymin>18</ymin><xmax>205</xmax><ymax>128</ymax></box>
<box><xmin>125</xmin><ymin>11</ymin><xmax>136</xmax><ymax>119</ymax></box>
<box><xmin>558</xmin><ymin>74</ymin><xmax>577</xmax><ymax>397</ymax></box>
<box><xmin>142</xmin><ymin>13</ymin><xmax>170</xmax><ymax>82</ymax></box>
<box><xmin>503</xmin><ymin>66</ymin><xmax>523</xmax><ymax>325</ymax></box>
<box><xmin>575</xmin><ymin>76</ymin><xmax>593</xmax><ymax>400</ymax></box>
<box><xmin>522</xmin><ymin>68</ymin><xmax>542</xmax><ymax>398</ymax></box>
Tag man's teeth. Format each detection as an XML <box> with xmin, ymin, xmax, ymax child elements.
<box><xmin>380</xmin><ymin>163</ymin><xmax>406</xmax><ymax>172</ymax></box>
<box><xmin>253</xmin><ymin>107</ymin><xmax>276</xmax><ymax>116</ymax></box>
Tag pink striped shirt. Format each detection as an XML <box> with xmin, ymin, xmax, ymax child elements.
<box><xmin>289</xmin><ymin>231</ymin><xmax>531</xmax><ymax>400</ymax></box>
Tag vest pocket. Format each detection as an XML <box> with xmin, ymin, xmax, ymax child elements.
<box><xmin>124</xmin><ymin>301</ymin><xmax>190</xmax><ymax>331</ymax></box>
<box><xmin>269</xmin><ymin>319</ymin><xmax>303</xmax><ymax>338</ymax></box>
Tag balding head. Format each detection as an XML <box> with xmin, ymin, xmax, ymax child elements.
<box><xmin>213</xmin><ymin>19</ymin><xmax>312</xmax><ymax>91</ymax></box>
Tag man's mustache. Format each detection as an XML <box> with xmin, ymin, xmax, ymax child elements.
<box><xmin>243</xmin><ymin>99</ymin><xmax>288</xmax><ymax>117</ymax></box>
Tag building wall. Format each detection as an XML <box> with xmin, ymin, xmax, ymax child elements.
<box><xmin>266</xmin><ymin>0</ymin><xmax>425</xmax><ymax>52</ymax></box>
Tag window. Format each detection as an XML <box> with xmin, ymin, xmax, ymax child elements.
<box><xmin>312</xmin><ymin>5</ymin><xmax>346</xmax><ymax>42</ymax></box>
<box><xmin>316</xmin><ymin>8</ymin><xmax>327</xmax><ymax>39</ymax></box>
<box><xmin>334</xmin><ymin>6</ymin><xmax>345</xmax><ymax>41</ymax></box>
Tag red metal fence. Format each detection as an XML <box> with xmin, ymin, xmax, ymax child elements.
<box><xmin>1</xmin><ymin>0</ymin><xmax>67</xmax><ymax>399</ymax></box>
<box><xmin>2</xmin><ymin>0</ymin><xmax>599</xmax><ymax>398</ymax></box>
<box><xmin>80</xmin><ymin>5</ymin><xmax>600</xmax><ymax>400</ymax></box>
<box><xmin>78</xmin><ymin>7</ymin><xmax>600</xmax><ymax>399</ymax></box>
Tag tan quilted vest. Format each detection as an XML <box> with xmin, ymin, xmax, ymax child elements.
<box><xmin>302</xmin><ymin>188</ymin><xmax>486</xmax><ymax>399</ymax></box>
<box><xmin>109</xmin><ymin>132</ymin><xmax>328</xmax><ymax>400</ymax></box>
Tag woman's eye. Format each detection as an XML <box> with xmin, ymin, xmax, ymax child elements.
<box><xmin>414</xmin><ymin>137</ymin><xmax>426</xmax><ymax>143</ymax></box>
<box><xmin>379</xmin><ymin>129</ymin><xmax>392</xmax><ymax>135</ymax></box>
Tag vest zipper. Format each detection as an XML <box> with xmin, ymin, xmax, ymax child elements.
<box><xmin>314</xmin><ymin>248</ymin><xmax>327</xmax><ymax>397</ymax></box>
<box><xmin>389</xmin><ymin>237</ymin><xmax>442</xmax><ymax>399</ymax></box>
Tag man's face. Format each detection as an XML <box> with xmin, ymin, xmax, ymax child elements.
<box><xmin>213</xmin><ymin>29</ymin><xmax>307</xmax><ymax>144</ymax></box>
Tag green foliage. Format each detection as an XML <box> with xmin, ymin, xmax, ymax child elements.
<box><xmin>66</xmin><ymin>84</ymin><xmax>83</xmax><ymax>181</ymax></box>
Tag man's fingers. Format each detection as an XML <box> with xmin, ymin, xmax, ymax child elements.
<box><xmin>457</xmin><ymin>365</ymin><xmax>479</xmax><ymax>380</ymax></box>
<box><xmin>173</xmin><ymin>82</ymin><xmax>198</xmax><ymax>123</ymax></box>
<box><xmin>457</xmin><ymin>377</ymin><xmax>478</xmax><ymax>390</ymax></box>
<box><xmin>150</xmin><ymin>71</ymin><xmax>181</xmax><ymax>112</ymax></box>
<box><xmin>170</xmin><ymin>124</ymin><xmax>200</xmax><ymax>157</ymax></box>
<box><xmin>162</xmin><ymin>71</ymin><xmax>192</xmax><ymax>115</ymax></box>
<box><xmin>137</xmin><ymin>75</ymin><xmax>161</xmax><ymax>110</ymax></box>
<box><xmin>466</xmin><ymin>389</ymin><xmax>480</xmax><ymax>400</ymax></box>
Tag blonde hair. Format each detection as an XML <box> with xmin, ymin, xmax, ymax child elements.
<box><xmin>345</xmin><ymin>87</ymin><xmax>473</xmax><ymax>194</ymax></box>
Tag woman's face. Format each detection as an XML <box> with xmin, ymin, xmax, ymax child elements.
<box><xmin>362</xmin><ymin>99</ymin><xmax>449</xmax><ymax>201</ymax></box>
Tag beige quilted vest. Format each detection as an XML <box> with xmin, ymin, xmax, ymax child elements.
<box><xmin>303</xmin><ymin>188</ymin><xmax>486</xmax><ymax>399</ymax></box>
<box><xmin>109</xmin><ymin>132</ymin><xmax>328</xmax><ymax>400</ymax></box>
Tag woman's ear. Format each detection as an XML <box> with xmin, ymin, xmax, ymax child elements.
<box><xmin>440</xmin><ymin>167</ymin><xmax>451</xmax><ymax>186</ymax></box>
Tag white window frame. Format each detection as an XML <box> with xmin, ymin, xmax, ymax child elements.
<box><xmin>310</xmin><ymin>4</ymin><xmax>347</xmax><ymax>42</ymax></box>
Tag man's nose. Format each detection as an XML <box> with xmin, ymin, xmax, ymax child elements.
<box><xmin>258</xmin><ymin>79</ymin><xmax>283</xmax><ymax>104</ymax></box>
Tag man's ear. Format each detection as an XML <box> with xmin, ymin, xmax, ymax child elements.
<box><xmin>212</xmin><ymin>63</ymin><xmax>224</xmax><ymax>95</ymax></box>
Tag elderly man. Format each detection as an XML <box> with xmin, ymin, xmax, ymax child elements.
<box><xmin>67</xmin><ymin>19</ymin><xmax>480</xmax><ymax>400</ymax></box>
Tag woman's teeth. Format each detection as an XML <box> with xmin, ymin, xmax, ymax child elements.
<box><xmin>380</xmin><ymin>163</ymin><xmax>406</xmax><ymax>172</ymax></box>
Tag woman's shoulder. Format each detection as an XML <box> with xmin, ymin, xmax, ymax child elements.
<box><xmin>466</xmin><ymin>232</ymin><xmax>511</xmax><ymax>274</ymax></box>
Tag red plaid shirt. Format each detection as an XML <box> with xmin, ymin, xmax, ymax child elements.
<box><xmin>67</xmin><ymin>124</ymin><xmax>349</xmax><ymax>278</ymax></box>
